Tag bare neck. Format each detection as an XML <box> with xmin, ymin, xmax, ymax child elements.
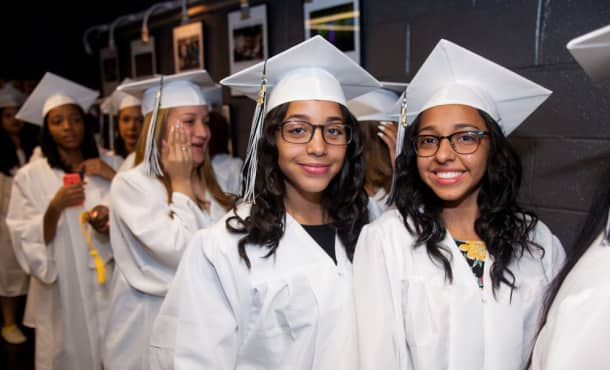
<box><xmin>441</xmin><ymin>197</ymin><xmax>481</xmax><ymax>241</ymax></box>
<box><xmin>58</xmin><ymin>148</ymin><xmax>84</xmax><ymax>171</ymax></box>
<box><xmin>284</xmin><ymin>183</ymin><xmax>327</xmax><ymax>225</ymax></box>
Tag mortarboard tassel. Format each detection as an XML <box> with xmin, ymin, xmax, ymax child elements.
<box><xmin>240</xmin><ymin>60</ymin><xmax>268</xmax><ymax>203</ymax></box>
<box><xmin>387</xmin><ymin>89</ymin><xmax>407</xmax><ymax>205</ymax></box>
<box><xmin>79</xmin><ymin>211</ymin><xmax>106</xmax><ymax>284</ymax></box>
<box><xmin>144</xmin><ymin>76</ymin><xmax>164</xmax><ymax>177</ymax></box>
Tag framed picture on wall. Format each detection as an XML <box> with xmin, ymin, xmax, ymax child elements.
<box><xmin>303</xmin><ymin>0</ymin><xmax>361</xmax><ymax>64</ymax></box>
<box><xmin>173</xmin><ymin>21</ymin><xmax>204</xmax><ymax>73</ymax></box>
<box><xmin>130</xmin><ymin>38</ymin><xmax>157</xmax><ymax>78</ymax></box>
<box><xmin>227</xmin><ymin>3</ymin><xmax>268</xmax><ymax>96</ymax></box>
<box><xmin>100</xmin><ymin>47</ymin><xmax>120</xmax><ymax>96</ymax></box>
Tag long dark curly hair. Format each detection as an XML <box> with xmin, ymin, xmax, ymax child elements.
<box><xmin>390</xmin><ymin>109</ymin><xmax>542</xmax><ymax>294</ymax></box>
<box><xmin>227</xmin><ymin>102</ymin><xmax>369</xmax><ymax>267</ymax></box>
<box><xmin>41</xmin><ymin>104</ymin><xmax>100</xmax><ymax>173</ymax></box>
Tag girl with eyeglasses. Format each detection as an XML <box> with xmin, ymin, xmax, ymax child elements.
<box><xmin>353</xmin><ymin>39</ymin><xmax>566</xmax><ymax>370</ymax></box>
<box><xmin>147</xmin><ymin>36</ymin><xmax>378</xmax><ymax>370</ymax></box>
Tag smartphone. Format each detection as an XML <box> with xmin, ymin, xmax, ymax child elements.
<box><xmin>63</xmin><ymin>173</ymin><xmax>84</xmax><ymax>206</ymax></box>
<box><xmin>63</xmin><ymin>173</ymin><xmax>81</xmax><ymax>186</ymax></box>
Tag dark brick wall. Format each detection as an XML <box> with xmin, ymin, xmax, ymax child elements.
<box><xmin>109</xmin><ymin>0</ymin><xmax>610</xmax><ymax>249</ymax></box>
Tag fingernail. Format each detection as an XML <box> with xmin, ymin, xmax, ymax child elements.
<box><xmin>377</xmin><ymin>124</ymin><xmax>385</xmax><ymax>132</ymax></box>
<box><xmin>377</xmin><ymin>132</ymin><xmax>385</xmax><ymax>138</ymax></box>
<box><xmin>379</xmin><ymin>121</ymin><xmax>390</xmax><ymax>126</ymax></box>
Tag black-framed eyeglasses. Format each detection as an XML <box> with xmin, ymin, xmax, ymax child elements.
<box><xmin>413</xmin><ymin>130</ymin><xmax>489</xmax><ymax>157</ymax></box>
<box><xmin>279</xmin><ymin>120</ymin><xmax>352</xmax><ymax>145</ymax></box>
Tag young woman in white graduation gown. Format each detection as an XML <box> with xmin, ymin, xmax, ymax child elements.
<box><xmin>528</xmin><ymin>172</ymin><xmax>610</xmax><ymax>369</ymax></box>
<box><xmin>0</xmin><ymin>83</ymin><xmax>39</xmax><ymax>344</ymax></box>
<box><xmin>353</xmin><ymin>39</ymin><xmax>566</xmax><ymax>370</ymax></box>
<box><xmin>528</xmin><ymin>25</ymin><xmax>610</xmax><ymax>370</ymax></box>
<box><xmin>103</xmin><ymin>71</ymin><xmax>235</xmax><ymax>370</ymax></box>
<box><xmin>346</xmin><ymin>83</ymin><xmax>405</xmax><ymax>220</ymax></box>
<box><xmin>99</xmin><ymin>87</ymin><xmax>144</xmax><ymax>172</ymax></box>
<box><xmin>148</xmin><ymin>35</ymin><xmax>378</xmax><ymax>370</ymax></box>
<box><xmin>6</xmin><ymin>72</ymin><xmax>122</xmax><ymax>370</ymax></box>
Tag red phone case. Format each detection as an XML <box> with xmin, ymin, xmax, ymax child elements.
<box><xmin>63</xmin><ymin>173</ymin><xmax>81</xmax><ymax>186</ymax></box>
<box><xmin>63</xmin><ymin>173</ymin><xmax>83</xmax><ymax>206</ymax></box>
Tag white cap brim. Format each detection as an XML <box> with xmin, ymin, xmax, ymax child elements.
<box><xmin>15</xmin><ymin>72</ymin><xmax>99</xmax><ymax>126</ymax></box>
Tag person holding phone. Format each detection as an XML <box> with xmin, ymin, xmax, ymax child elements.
<box><xmin>6</xmin><ymin>72</ymin><xmax>122</xmax><ymax>370</ymax></box>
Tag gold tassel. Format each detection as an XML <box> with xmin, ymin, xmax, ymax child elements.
<box><xmin>79</xmin><ymin>211</ymin><xmax>106</xmax><ymax>284</ymax></box>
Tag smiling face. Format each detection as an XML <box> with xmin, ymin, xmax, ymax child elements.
<box><xmin>276</xmin><ymin>100</ymin><xmax>348</xmax><ymax>202</ymax></box>
<box><xmin>117</xmin><ymin>106</ymin><xmax>143</xmax><ymax>154</ymax></box>
<box><xmin>46</xmin><ymin>104</ymin><xmax>85</xmax><ymax>151</ymax></box>
<box><xmin>165</xmin><ymin>105</ymin><xmax>210</xmax><ymax>166</ymax></box>
<box><xmin>416</xmin><ymin>104</ymin><xmax>490</xmax><ymax>208</ymax></box>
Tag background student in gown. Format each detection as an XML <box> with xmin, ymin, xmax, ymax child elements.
<box><xmin>148</xmin><ymin>35</ymin><xmax>380</xmax><ymax>370</ymax></box>
<box><xmin>346</xmin><ymin>81</ymin><xmax>406</xmax><ymax>219</ymax></box>
<box><xmin>0</xmin><ymin>83</ymin><xmax>38</xmax><ymax>345</ymax></box>
<box><xmin>353</xmin><ymin>39</ymin><xmax>566</xmax><ymax>370</ymax></box>
<box><xmin>529</xmin><ymin>24</ymin><xmax>610</xmax><ymax>370</ymax></box>
<box><xmin>99</xmin><ymin>81</ymin><xmax>144</xmax><ymax>172</ymax></box>
<box><xmin>7</xmin><ymin>72</ymin><xmax>122</xmax><ymax>370</ymax></box>
<box><xmin>103</xmin><ymin>70</ymin><xmax>235</xmax><ymax>370</ymax></box>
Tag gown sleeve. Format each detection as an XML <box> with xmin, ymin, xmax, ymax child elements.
<box><xmin>111</xmin><ymin>171</ymin><xmax>203</xmax><ymax>271</ymax></box>
<box><xmin>531</xmin><ymin>287</ymin><xmax>610</xmax><ymax>369</ymax></box>
<box><xmin>169</xmin><ymin>230</ymin><xmax>247</xmax><ymax>370</ymax></box>
<box><xmin>6</xmin><ymin>169</ymin><xmax>57</xmax><ymax>284</ymax></box>
<box><xmin>353</xmin><ymin>222</ymin><xmax>408</xmax><ymax>370</ymax></box>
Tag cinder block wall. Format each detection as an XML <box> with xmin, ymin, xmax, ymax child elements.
<box><xmin>111</xmin><ymin>0</ymin><xmax>609</xmax><ymax>249</ymax></box>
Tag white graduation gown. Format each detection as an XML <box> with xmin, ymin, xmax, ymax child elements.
<box><xmin>117</xmin><ymin>152</ymin><xmax>135</xmax><ymax>172</ymax></box>
<box><xmin>6</xmin><ymin>153</ymin><xmax>122</xmax><ymax>370</ymax></box>
<box><xmin>103</xmin><ymin>162</ymin><xmax>229</xmax><ymax>370</ymax></box>
<box><xmin>211</xmin><ymin>154</ymin><xmax>243</xmax><ymax>195</ymax></box>
<box><xmin>367</xmin><ymin>188</ymin><xmax>389</xmax><ymax>221</ymax></box>
<box><xmin>530</xmin><ymin>232</ymin><xmax>610</xmax><ymax>369</ymax></box>
<box><xmin>0</xmin><ymin>171</ymin><xmax>28</xmax><ymax>296</ymax></box>
<box><xmin>148</xmin><ymin>203</ymin><xmax>358</xmax><ymax>370</ymax></box>
<box><xmin>353</xmin><ymin>209</ymin><xmax>566</xmax><ymax>370</ymax></box>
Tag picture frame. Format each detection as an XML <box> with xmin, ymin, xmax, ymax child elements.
<box><xmin>173</xmin><ymin>21</ymin><xmax>204</xmax><ymax>73</ymax></box>
<box><xmin>303</xmin><ymin>0</ymin><xmax>361</xmax><ymax>64</ymax></box>
<box><xmin>227</xmin><ymin>4</ymin><xmax>269</xmax><ymax>96</ymax></box>
<box><xmin>130</xmin><ymin>37</ymin><xmax>157</xmax><ymax>78</ymax></box>
<box><xmin>99</xmin><ymin>47</ymin><xmax>120</xmax><ymax>96</ymax></box>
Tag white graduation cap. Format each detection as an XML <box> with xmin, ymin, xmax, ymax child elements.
<box><xmin>347</xmin><ymin>81</ymin><xmax>407</xmax><ymax>122</ymax></box>
<box><xmin>388</xmin><ymin>39</ymin><xmax>552</xmax><ymax>202</ymax></box>
<box><xmin>202</xmin><ymin>84</ymin><xmax>223</xmax><ymax>109</ymax></box>
<box><xmin>117</xmin><ymin>70</ymin><xmax>216</xmax><ymax>176</ymax></box>
<box><xmin>0</xmin><ymin>82</ymin><xmax>25</xmax><ymax>108</ymax></box>
<box><xmin>100</xmin><ymin>79</ymin><xmax>142</xmax><ymax>115</ymax></box>
<box><xmin>15</xmin><ymin>72</ymin><xmax>99</xmax><ymax>126</ymax></box>
<box><xmin>567</xmin><ymin>24</ymin><xmax>610</xmax><ymax>86</ymax></box>
<box><xmin>221</xmin><ymin>35</ymin><xmax>382</xmax><ymax>202</ymax></box>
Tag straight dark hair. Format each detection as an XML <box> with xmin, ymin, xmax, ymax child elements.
<box><xmin>227</xmin><ymin>102</ymin><xmax>370</xmax><ymax>267</ymax></box>
<box><xmin>40</xmin><ymin>104</ymin><xmax>100</xmax><ymax>173</ymax></box>
<box><xmin>0</xmin><ymin>107</ymin><xmax>39</xmax><ymax>176</ymax></box>
<box><xmin>390</xmin><ymin>109</ymin><xmax>542</xmax><ymax>295</ymax></box>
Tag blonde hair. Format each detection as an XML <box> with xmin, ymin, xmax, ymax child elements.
<box><xmin>134</xmin><ymin>109</ymin><xmax>234</xmax><ymax>210</ymax></box>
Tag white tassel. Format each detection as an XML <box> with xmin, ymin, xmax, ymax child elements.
<box><xmin>387</xmin><ymin>90</ymin><xmax>407</xmax><ymax>205</ymax></box>
<box><xmin>145</xmin><ymin>76</ymin><xmax>164</xmax><ymax>177</ymax></box>
<box><xmin>241</xmin><ymin>69</ymin><xmax>268</xmax><ymax>203</ymax></box>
